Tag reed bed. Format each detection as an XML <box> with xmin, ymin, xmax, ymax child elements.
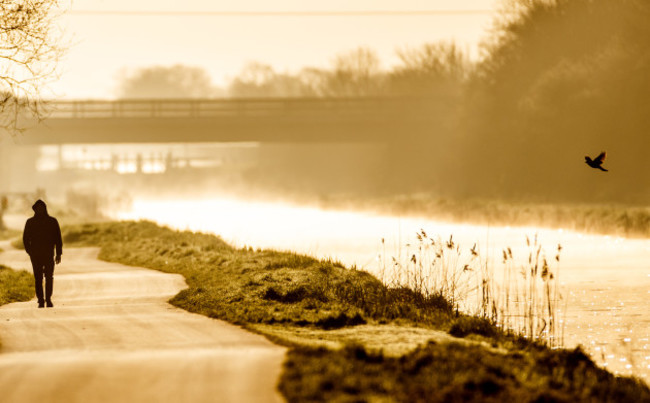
<box><xmin>379</xmin><ymin>230</ymin><xmax>565</xmax><ymax>347</ymax></box>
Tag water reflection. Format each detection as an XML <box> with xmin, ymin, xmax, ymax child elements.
<box><xmin>114</xmin><ymin>196</ymin><xmax>650</xmax><ymax>381</ymax></box>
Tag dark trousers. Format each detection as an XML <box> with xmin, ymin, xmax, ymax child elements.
<box><xmin>30</xmin><ymin>255</ymin><xmax>54</xmax><ymax>303</ymax></box>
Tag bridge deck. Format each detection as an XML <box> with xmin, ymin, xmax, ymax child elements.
<box><xmin>19</xmin><ymin>97</ymin><xmax>445</xmax><ymax>144</ymax></box>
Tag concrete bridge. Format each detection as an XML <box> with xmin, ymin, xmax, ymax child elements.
<box><xmin>18</xmin><ymin>97</ymin><xmax>444</xmax><ymax>144</ymax></box>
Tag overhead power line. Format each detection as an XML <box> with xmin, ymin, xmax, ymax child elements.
<box><xmin>68</xmin><ymin>10</ymin><xmax>494</xmax><ymax>17</ymax></box>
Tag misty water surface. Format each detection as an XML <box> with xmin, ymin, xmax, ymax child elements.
<box><xmin>114</xmin><ymin>196</ymin><xmax>650</xmax><ymax>382</ymax></box>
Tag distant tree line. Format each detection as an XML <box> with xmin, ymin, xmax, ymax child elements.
<box><xmin>117</xmin><ymin>43</ymin><xmax>471</xmax><ymax>100</ymax></box>
<box><xmin>227</xmin><ymin>44</ymin><xmax>470</xmax><ymax>100</ymax></box>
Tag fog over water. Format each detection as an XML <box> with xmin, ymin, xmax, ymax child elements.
<box><xmin>114</xmin><ymin>195</ymin><xmax>650</xmax><ymax>381</ymax></box>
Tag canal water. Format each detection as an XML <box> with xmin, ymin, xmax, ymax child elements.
<box><xmin>114</xmin><ymin>195</ymin><xmax>650</xmax><ymax>382</ymax></box>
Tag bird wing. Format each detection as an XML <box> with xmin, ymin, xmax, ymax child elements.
<box><xmin>595</xmin><ymin>151</ymin><xmax>607</xmax><ymax>164</ymax></box>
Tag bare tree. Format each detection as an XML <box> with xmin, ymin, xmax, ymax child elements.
<box><xmin>297</xmin><ymin>67</ymin><xmax>330</xmax><ymax>97</ymax></box>
<box><xmin>118</xmin><ymin>65</ymin><xmax>222</xmax><ymax>99</ymax></box>
<box><xmin>0</xmin><ymin>0</ymin><xmax>63</xmax><ymax>135</ymax></box>
<box><xmin>228</xmin><ymin>62</ymin><xmax>319</xmax><ymax>98</ymax></box>
<box><xmin>326</xmin><ymin>47</ymin><xmax>385</xmax><ymax>97</ymax></box>
<box><xmin>228</xmin><ymin>62</ymin><xmax>276</xmax><ymax>97</ymax></box>
<box><xmin>389</xmin><ymin>42</ymin><xmax>471</xmax><ymax>96</ymax></box>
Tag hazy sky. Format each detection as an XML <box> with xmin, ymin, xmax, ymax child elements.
<box><xmin>52</xmin><ymin>1</ymin><xmax>498</xmax><ymax>99</ymax></box>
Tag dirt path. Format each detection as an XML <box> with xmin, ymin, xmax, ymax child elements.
<box><xmin>0</xmin><ymin>241</ymin><xmax>286</xmax><ymax>403</ymax></box>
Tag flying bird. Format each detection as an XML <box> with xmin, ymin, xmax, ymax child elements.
<box><xmin>585</xmin><ymin>151</ymin><xmax>608</xmax><ymax>172</ymax></box>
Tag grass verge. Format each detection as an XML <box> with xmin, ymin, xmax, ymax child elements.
<box><xmin>0</xmin><ymin>265</ymin><xmax>33</xmax><ymax>349</ymax></box>
<box><xmin>63</xmin><ymin>221</ymin><xmax>650</xmax><ymax>402</ymax></box>
<box><xmin>0</xmin><ymin>265</ymin><xmax>33</xmax><ymax>306</ymax></box>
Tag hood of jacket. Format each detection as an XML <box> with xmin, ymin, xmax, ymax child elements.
<box><xmin>32</xmin><ymin>199</ymin><xmax>48</xmax><ymax>216</ymax></box>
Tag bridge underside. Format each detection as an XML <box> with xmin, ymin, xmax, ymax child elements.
<box><xmin>19</xmin><ymin>116</ymin><xmax>431</xmax><ymax>145</ymax></box>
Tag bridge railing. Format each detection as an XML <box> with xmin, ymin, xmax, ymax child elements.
<box><xmin>43</xmin><ymin>97</ymin><xmax>438</xmax><ymax>120</ymax></box>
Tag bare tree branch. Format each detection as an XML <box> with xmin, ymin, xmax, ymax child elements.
<box><xmin>0</xmin><ymin>0</ymin><xmax>64</xmax><ymax>136</ymax></box>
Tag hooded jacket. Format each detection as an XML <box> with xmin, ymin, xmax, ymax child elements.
<box><xmin>23</xmin><ymin>200</ymin><xmax>62</xmax><ymax>258</ymax></box>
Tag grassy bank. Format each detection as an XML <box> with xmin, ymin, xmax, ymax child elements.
<box><xmin>63</xmin><ymin>221</ymin><xmax>650</xmax><ymax>402</ymax></box>
<box><xmin>63</xmin><ymin>221</ymin><xmax>454</xmax><ymax>330</ymax></box>
<box><xmin>0</xmin><ymin>265</ymin><xmax>33</xmax><ymax>306</ymax></box>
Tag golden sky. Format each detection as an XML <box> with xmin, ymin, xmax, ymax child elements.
<box><xmin>53</xmin><ymin>1</ymin><xmax>498</xmax><ymax>99</ymax></box>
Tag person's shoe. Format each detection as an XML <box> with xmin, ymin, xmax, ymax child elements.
<box><xmin>46</xmin><ymin>300</ymin><xmax>53</xmax><ymax>308</ymax></box>
<box><xmin>38</xmin><ymin>301</ymin><xmax>45</xmax><ymax>308</ymax></box>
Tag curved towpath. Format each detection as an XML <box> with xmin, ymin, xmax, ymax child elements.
<box><xmin>0</xmin><ymin>241</ymin><xmax>286</xmax><ymax>403</ymax></box>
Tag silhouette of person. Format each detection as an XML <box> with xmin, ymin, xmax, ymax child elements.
<box><xmin>22</xmin><ymin>200</ymin><xmax>62</xmax><ymax>308</ymax></box>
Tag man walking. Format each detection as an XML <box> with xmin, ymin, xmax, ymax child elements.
<box><xmin>23</xmin><ymin>200</ymin><xmax>62</xmax><ymax>308</ymax></box>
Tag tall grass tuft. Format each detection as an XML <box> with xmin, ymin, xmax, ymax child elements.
<box><xmin>380</xmin><ymin>230</ymin><xmax>565</xmax><ymax>347</ymax></box>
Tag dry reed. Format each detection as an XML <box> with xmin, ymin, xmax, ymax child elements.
<box><xmin>379</xmin><ymin>230</ymin><xmax>565</xmax><ymax>347</ymax></box>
